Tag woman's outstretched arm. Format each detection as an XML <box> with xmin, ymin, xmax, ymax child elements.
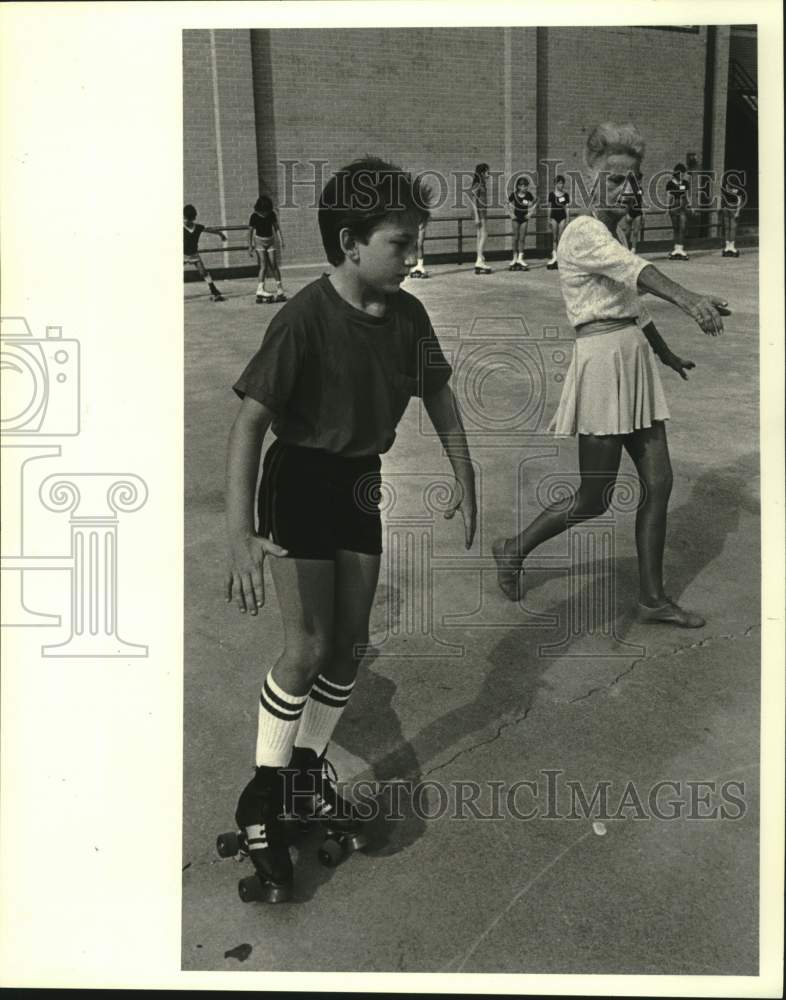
<box><xmin>637</xmin><ymin>264</ymin><xmax>730</xmax><ymax>336</ymax></box>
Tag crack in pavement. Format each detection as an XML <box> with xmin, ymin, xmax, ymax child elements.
<box><xmin>418</xmin><ymin>624</ymin><xmax>759</xmax><ymax>777</ymax></box>
<box><xmin>421</xmin><ymin>707</ymin><xmax>535</xmax><ymax>778</ymax></box>
<box><xmin>569</xmin><ymin>625</ymin><xmax>759</xmax><ymax>705</ymax></box>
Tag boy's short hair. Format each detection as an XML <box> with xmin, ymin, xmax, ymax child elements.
<box><xmin>183</xmin><ymin>204</ymin><xmax>197</xmax><ymax>221</ymax></box>
<box><xmin>673</xmin><ymin>162</ymin><xmax>687</xmax><ymax>174</ymax></box>
<box><xmin>318</xmin><ymin>156</ymin><xmax>432</xmax><ymax>267</ymax></box>
<box><xmin>255</xmin><ymin>195</ymin><xmax>274</xmax><ymax>214</ymax></box>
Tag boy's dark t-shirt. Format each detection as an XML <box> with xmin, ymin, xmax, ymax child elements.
<box><xmin>249</xmin><ymin>211</ymin><xmax>277</xmax><ymax>238</ymax></box>
<box><xmin>233</xmin><ymin>275</ymin><xmax>453</xmax><ymax>456</ymax></box>
<box><xmin>183</xmin><ymin>223</ymin><xmax>205</xmax><ymax>255</ymax></box>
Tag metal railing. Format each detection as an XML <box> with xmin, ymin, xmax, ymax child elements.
<box><xmin>192</xmin><ymin>209</ymin><xmax>757</xmax><ymax>267</ymax></box>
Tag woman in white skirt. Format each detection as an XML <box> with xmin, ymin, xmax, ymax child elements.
<box><xmin>493</xmin><ymin>123</ymin><xmax>730</xmax><ymax>627</ymax></box>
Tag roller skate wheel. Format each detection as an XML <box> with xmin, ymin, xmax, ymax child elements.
<box><xmin>344</xmin><ymin>830</ymin><xmax>368</xmax><ymax>854</ymax></box>
<box><xmin>318</xmin><ymin>838</ymin><xmax>344</xmax><ymax>867</ymax></box>
<box><xmin>238</xmin><ymin>875</ymin><xmax>265</xmax><ymax>903</ymax></box>
<box><xmin>216</xmin><ymin>831</ymin><xmax>242</xmax><ymax>858</ymax></box>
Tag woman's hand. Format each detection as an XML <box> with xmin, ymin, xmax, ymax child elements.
<box><xmin>443</xmin><ymin>477</ymin><xmax>477</xmax><ymax>549</ymax></box>
<box><xmin>680</xmin><ymin>291</ymin><xmax>730</xmax><ymax>336</ymax></box>
<box><xmin>659</xmin><ymin>351</ymin><xmax>696</xmax><ymax>380</ymax></box>
<box><xmin>226</xmin><ymin>533</ymin><xmax>288</xmax><ymax>615</ymax></box>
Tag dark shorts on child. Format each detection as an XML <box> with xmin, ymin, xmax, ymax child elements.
<box><xmin>258</xmin><ymin>440</ymin><xmax>382</xmax><ymax>559</ymax></box>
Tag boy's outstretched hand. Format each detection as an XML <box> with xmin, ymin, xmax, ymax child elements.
<box><xmin>226</xmin><ymin>533</ymin><xmax>288</xmax><ymax>615</ymax></box>
<box><xmin>444</xmin><ymin>478</ymin><xmax>477</xmax><ymax>549</ymax></box>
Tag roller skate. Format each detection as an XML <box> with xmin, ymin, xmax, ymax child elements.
<box><xmin>210</xmin><ymin>292</ymin><xmax>226</xmax><ymax>302</ymax></box>
<box><xmin>546</xmin><ymin>256</ymin><xmax>558</xmax><ymax>271</ymax></box>
<box><xmin>274</xmin><ymin>292</ymin><xmax>288</xmax><ymax>302</ymax></box>
<box><xmin>288</xmin><ymin>747</ymin><xmax>368</xmax><ymax>868</ymax></box>
<box><xmin>474</xmin><ymin>260</ymin><xmax>492</xmax><ymax>275</ymax></box>
<box><xmin>507</xmin><ymin>260</ymin><xmax>519</xmax><ymax>271</ymax></box>
<box><xmin>256</xmin><ymin>293</ymin><xmax>275</xmax><ymax>305</ymax></box>
<box><xmin>668</xmin><ymin>249</ymin><xmax>689</xmax><ymax>261</ymax></box>
<box><xmin>409</xmin><ymin>264</ymin><xmax>428</xmax><ymax>279</ymax></box>
<box><xmin>216</xmin><ymin>765</ymin><xmax>294</xmax><ymax>903</ymax></box>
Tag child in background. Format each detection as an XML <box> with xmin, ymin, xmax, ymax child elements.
<box><xmin>666</xmin><ymin>164</ymin><xmax>693</xmax><ymax>261</ymax></box>
<box><xmin>507</xmin><ymin>175</ymin><xmax>537</xmax><ymax>271</ymax></box>
<box><xmin>408</xmin><ymin>219</ymin><xmax>429</xmax><ymax>277</ymax></box>
<box><xmin>469</xmin><ymin>163</ymin><xmax>492</xmax><ymax>274</ymax></box>
<box><xmin>224</xmin><ymin>157</ymin><xmax>477</xmax><ymax>903</ymax></box>
<box><xmin>546</xmin><ymin>175</ymin><xmax>570</xmax><ymax>270</ymax></box>
<box><xmin>618</xmin><ymin>171</ymin><xmax>645</xmax><ymax>253</ymax></box>
<box><xmin>183</xmin><ymin>204</ymin><xmax>227</xmax><ymax>302</ymax></box>
<box><xmin>720</xmin><ymin>172</ymin><xmax>745</xmax><ymax>257</ymax></box>
<box><xmin>249</xmin><ymin>195</ymin><xmax>286</xmax><ymax>303</ymax></box>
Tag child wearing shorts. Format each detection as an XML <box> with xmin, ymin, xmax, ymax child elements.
<box><xmin>224</xmin><ymin>156</ymin><xmax>477</xmax><ymax>902</ymax></box>
<box><xmin>507</xmin><ymin>175</ymin><xmax>537</xmax><ymax>271</ymax></box>
<box><xmin>720</xmin><ymin>173</ymin><xmax>744</xmax><ymax>257</ymax></box>
<box><xmin>183</xmin><ymin>204</ymin><xmax>227</xmax><ymax>301</ymax></box>
<box><xmin>249</xmin><ymin>195</ymin><xmax>286</xmax><ymax>303</ymax></box>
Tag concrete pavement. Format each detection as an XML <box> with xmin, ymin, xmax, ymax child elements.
<box><xmin>183</xmin><ymin>248</ymin><xmax>760</xmax><ymax>974</ymax></box>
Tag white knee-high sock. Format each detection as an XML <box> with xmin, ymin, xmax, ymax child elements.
<box><xmin>294</xmin><ymin>675</ymin><xmax>356</xmax><ymax>757</ymax></box>
<box><xmin>255</xmin><ymin>672</ymin><xmax>308</xmax><ymax>767</ymax></box>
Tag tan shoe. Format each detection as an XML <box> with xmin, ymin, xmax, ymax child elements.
<box><xmin>637</xmin><ymin>598</ymin><xmax>705</xmax><ymax>629</ymax></box>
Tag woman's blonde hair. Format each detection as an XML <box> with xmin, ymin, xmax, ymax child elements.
<box><xmin>585</xmin><ymin>123</ymin><xmax>645</xmax><ymax>170</ymax></box>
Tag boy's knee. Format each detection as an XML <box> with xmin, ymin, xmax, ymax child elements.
<box><xmin>286</xmin><ymin>636</ymin><xmax>333</xmax><ymax>679</ymax></box>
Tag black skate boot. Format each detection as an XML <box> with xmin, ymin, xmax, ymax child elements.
<box><xmin>288</xmin><ymin>747</ymin><xmax>368</xmax><ymax>867</ymax></box>
<box><xmin>216</xmin><ymin>765</ymin><xmax>294</xmax><ymax>903</ymax></box>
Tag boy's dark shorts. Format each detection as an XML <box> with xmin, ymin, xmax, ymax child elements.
<box><xmin>258</xmin><ymin>440</ymin><xmax>383</xmax><ymax>559</ymax></box>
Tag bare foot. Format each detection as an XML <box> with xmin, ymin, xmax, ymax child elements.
<box><xmin>492</xmin><ymin>537</ymin><xmax>523</xmax><ymax>601</ymax></box>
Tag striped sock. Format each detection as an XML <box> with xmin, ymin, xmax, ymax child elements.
<box><xmin>255</xmin><ymin>673</ymin><xmax>308</xmax><ymax>767</ymax></box>
<box><xmin>294</xmin><ymin>675</ymin><xmax>356</xmax><ymax>757</ymax></box>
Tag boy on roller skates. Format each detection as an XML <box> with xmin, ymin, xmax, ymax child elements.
<box><xmin>223</xmin><ymin>156</ymin><xmax>477</xmax><ymax>902</ymax></box>
<box><xmin>183</xmin><ymin>203</ymin><xmax>228</xmax><ymax>301</ymax></box>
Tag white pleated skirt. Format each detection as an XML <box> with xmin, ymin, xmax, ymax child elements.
<box><xmin>550</xmin><ymin>322</ymin><xmax>670</xmax><ymax>436</ymax></box>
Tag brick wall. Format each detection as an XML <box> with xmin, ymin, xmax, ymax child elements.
<box><xmin>250</xmin><ymin>26</ymin><xmax>511</xmax><ymax>263</ymax></box>
<box><xmin>539</xmin><ymin>26</ymin><xmax>711</xmax><ymax>210</ymax></box>
<box><xmin>183</xmin><ymin>30</ymin><xmax>221</xmax><ymax>229</ymax></box>
<box><xmin>183</xmin><ymin>25</ymin><xmax>734</xmax><ymax>267</ymax></box>
<box><xmin>183</xmin><ymin>29</ymin><xmax>258</xmax><ymax>267</ymax></box>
